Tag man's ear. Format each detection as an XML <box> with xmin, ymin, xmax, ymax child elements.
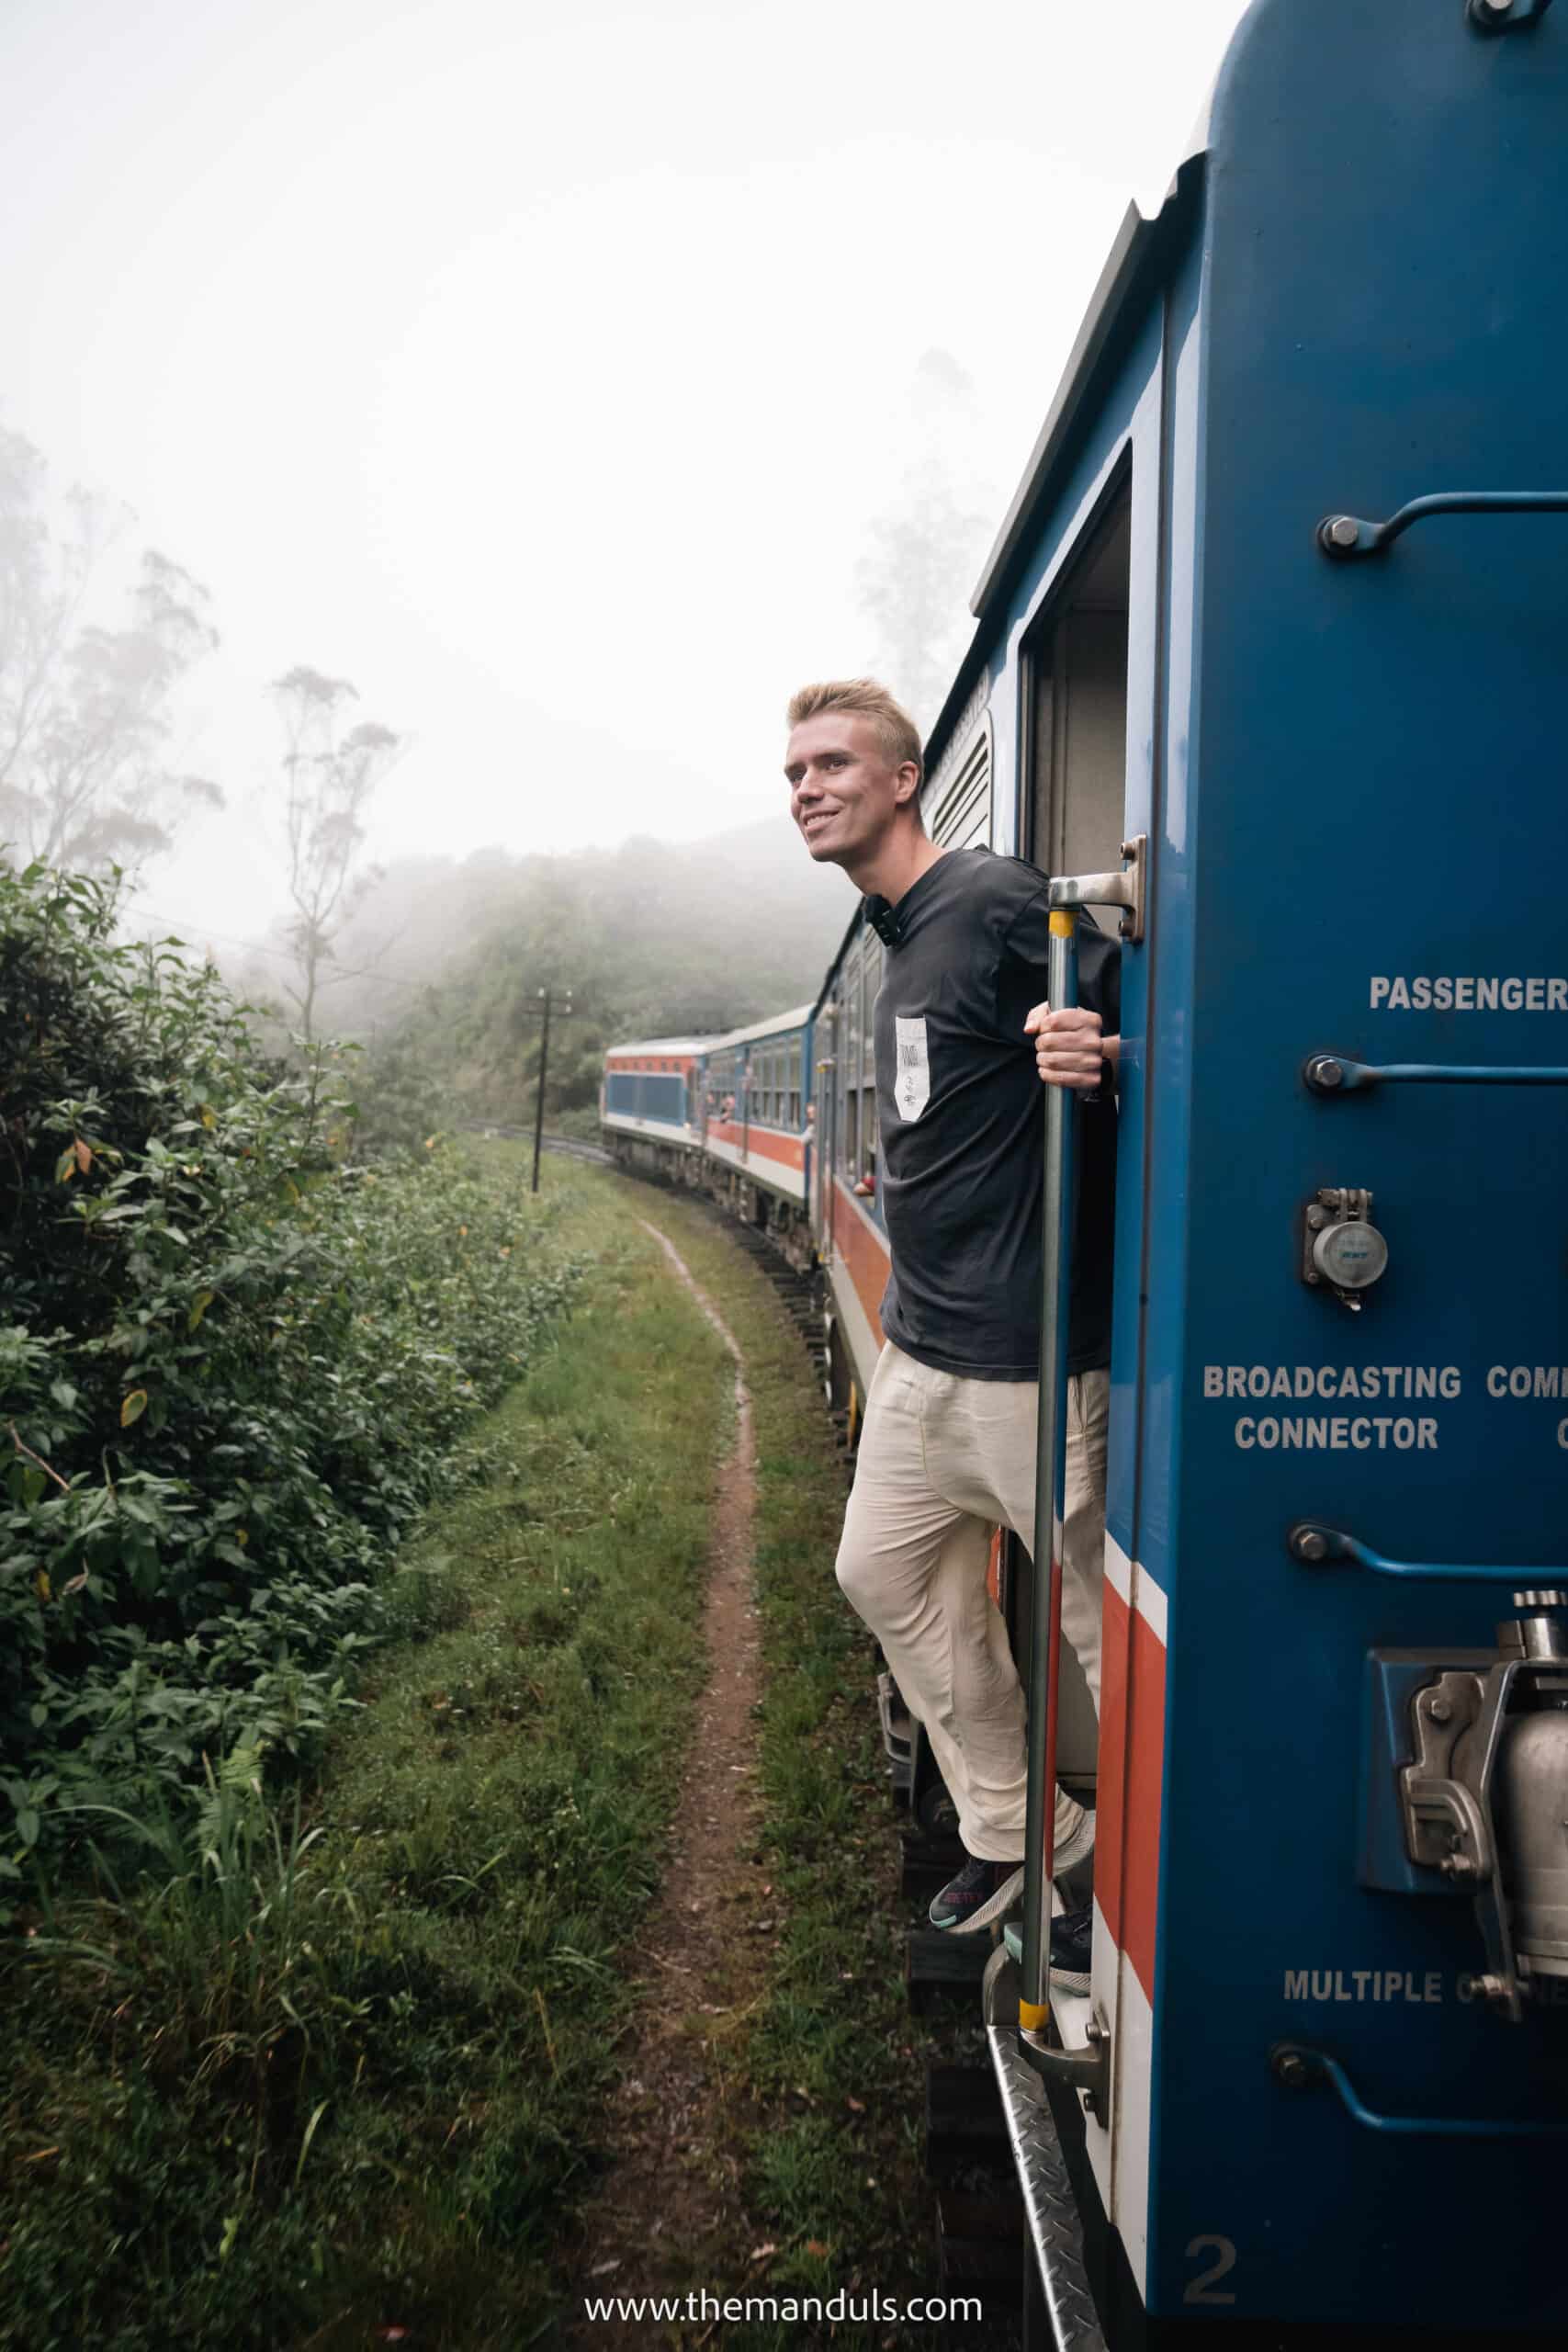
<box><xmin>895</xmin><ymin>762</ymin><xmax>922</xmax><ymax>809</ymax></box>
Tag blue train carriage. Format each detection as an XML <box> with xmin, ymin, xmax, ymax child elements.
<box><xmin>931</xmin><ymin>1</ymin><xmax>1568</xmax><ymax>2343</ymax></box>
<box><xmin>599</xmin><ymin>1036</ymin><xmax>707</xmax><ymax>1182</ymax></box>
<box><xmin>697</xmin><ymin>1006</ymin><xmax>817</xmax><ymax>1269</ymax></box>
<box><xmin>809</xmin><ymin>908</ymin><xmax>886</xmax><ymax>1433</ymax></box>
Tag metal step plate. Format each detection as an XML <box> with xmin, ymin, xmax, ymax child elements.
<box><xmin>983</xmin><ymin>1945</ymin><xmax>1107</xmax><ymax>2352</ymax></box>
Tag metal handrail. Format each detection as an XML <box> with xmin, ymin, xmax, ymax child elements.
<box><xmin>1018</xmin><ymin>842</ymin><xmax>1143</xmax><ymax>2053</ymax></box>
<box><xmin>1306</xmin><ymin>1054</ymin><xmax>1568</xmax><ymax>1094</ymax></box>
<box><xmin>1273</xmin><ymin>2043</ymin><xmax>1568</xmax><ymax>2136</ymax></box>
<box><xmin>1317</xmin><ymin>490</ymin><xmax>1568</xmax><ymax>560</ymax></box>
<box><xmin>1020</xmin><ymin>909</ymin><xmax>1079</xmax><ymax>2038</ymax></box>
<box><xmin>1288</xmin><ymin>1524</ymin><xmax>1568</xmax><ymax>1585</ymax></box>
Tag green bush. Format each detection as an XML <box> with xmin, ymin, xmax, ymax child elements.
<box><xmin>0</xmin><ymin>863</ymin><xmax>580</xmax><ymax>1889</ymax></box>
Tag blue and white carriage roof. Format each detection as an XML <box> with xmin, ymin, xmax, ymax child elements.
<box><xmin>604</xmin><ymin>1035</ymin><xmax>711</xmax><ymax>1061</ymax></box>
<box><xmin>705</xmin><ymin>1004</ymin><xmax>815</xmax><ymax>1053</ymax></box>
<box><xmin>609</xmin><ymin>1003</ymin><xmax>814</xmax><ymax>1065</ymax></box>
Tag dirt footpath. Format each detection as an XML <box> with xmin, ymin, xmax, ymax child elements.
<box><xmin>564</xmin><ymin>1219</ymin><xmax>774</xmax><ymax>2343</ymax></box>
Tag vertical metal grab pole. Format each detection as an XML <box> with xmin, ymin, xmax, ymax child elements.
<box><xmin>1020</xmin><ymin>910</ymin><xmax>1079</xmax><ymax>2034</ymax></box>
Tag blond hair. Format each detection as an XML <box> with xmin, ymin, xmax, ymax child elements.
<box><xmin>785</xmin><ymin>678</ymin><xmax>923</xmax><ymax>785</ymax></box>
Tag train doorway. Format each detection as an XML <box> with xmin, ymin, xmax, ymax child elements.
<box><xmin>1008</xmin><ymin>478</ymin><xmax>1134</xmax><ymax>1795</ymax></box>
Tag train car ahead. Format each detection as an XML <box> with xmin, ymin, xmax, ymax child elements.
<box><xmin>600</xmin><ymin>1037</ymin><xmax>706</xmax><ymax>1181</ymax></box>
<box><xmin>698</xmin><ymin>1005</ymin><xmax>817</xmax><ymax>1268</ymax></box>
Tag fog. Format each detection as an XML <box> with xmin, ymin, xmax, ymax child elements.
<box><xmin>1</xmin><ymin>0</ymin><xmax>1250</xmax><ymax>978</ymax></box>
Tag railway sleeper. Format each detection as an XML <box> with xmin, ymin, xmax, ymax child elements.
<box><xmin>899</xmin><ymin>1826</ymin><xmax>968</xmax><ymax>1903</ymax></box>
<box><xmin>934</xmin><ymin>2188</ymin><xmax>1026</xmax><ymax>2308</ymax></box>
<box><xmin>906</xmin><ymin>1925</ymin><xmax>992</xmax><ymax>2013</ymax></box>
<box><xmin>925</xmin><ymin>2062</ymin><xmax>1010</xmax><ymax>2177</ymax></box>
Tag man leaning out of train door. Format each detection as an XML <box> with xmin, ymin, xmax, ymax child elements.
<box><xmin>784</xmin><ymin>679</ymin><xmax>1118</xmax><ymax>1994</ymax></box>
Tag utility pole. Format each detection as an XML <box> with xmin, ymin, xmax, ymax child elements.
<box><xmin>531</xmin><ymin>986</ymin><xmax>572</xmax><ymax>1192</ymax></box>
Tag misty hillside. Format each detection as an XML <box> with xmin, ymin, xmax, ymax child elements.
<box><xmin>230</xmin><ymin>812</ymin><xmax>855</xmax><ymax>1134</ymax></box>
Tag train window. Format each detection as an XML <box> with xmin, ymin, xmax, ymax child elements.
<box><xmin>838</xmin><ymin>983</ymin><xmax>852</xmax><ymax>1169</ymax></box>
<box><xmin>859</xmin><ymin>1082</ymin><xmax>879</xmax><ymax>1194</ymax></box>
<box><xmin>835</xmin><ymin>1018</ymin><xmax>846</xmax><ymax>1170</ymax></box>
<box><xmin>861</xmin><ymin>941</ymin><xmax>879</xmax><ymax>1088</ymax></box>
<box><xmin>923</xmin><ymin>721</ymin><xmax>992</xmax><ymax>851</ymax></box>
<box><xmin>639</xmin><ymin>1072</ymin><xmax>683</xmax><ymax>1123</ymax></box>
<box><xmin>1023</xmin><ymin>487</ymin><xmax>1131</xmax><ymax>886</ymax></box>
<box><xmin>838</xmin><ymin>956</ymin><xmax>859</xmax><ymax>1176</ymax></box>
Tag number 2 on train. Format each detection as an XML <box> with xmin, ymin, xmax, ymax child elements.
<box><xmin>1183</xmin><ymin>2235</ymin><xmax>1237</xmax><ymax>2306</ymax></box>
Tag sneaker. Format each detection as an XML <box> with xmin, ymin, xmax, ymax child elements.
<box><xmin>1001</xmin><ymin>1904</ymin><xmax>1093</xmax><ymax>1996</ymax></box>
<box><xmin>928</xmin><ymin>1854</ymin><xmax>1024</xmax><ymax>1934</ymax></box>
<box><xmin>1054</xmin><ymin>1792</ymin><xmax>1095</xmax><ymax>1882</ymax></box>
<box><xmin>1048</xmin><ymin>1903</ymin><xmax>1092</xmax><ymax>1996</ymax></box>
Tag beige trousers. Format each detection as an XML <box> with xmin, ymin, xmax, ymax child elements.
<box><xmin>835</xmin><ymin>1340</ymin><xmax>1110</xmax><ymax>1863</ymax></box>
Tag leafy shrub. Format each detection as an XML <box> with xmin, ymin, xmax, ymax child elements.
<box><xmin>0</xmin><ymin>863</ymin><xmax>581</xmax><ymax>1888</ymax></box>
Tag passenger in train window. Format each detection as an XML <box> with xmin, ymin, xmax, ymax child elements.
<box><xmin>785</xmin><ymin>678</ymin><xmax>1118</xmax><ymax>1966</ymax></box>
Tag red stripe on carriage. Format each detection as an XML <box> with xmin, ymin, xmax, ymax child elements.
<box><xmin>706</xmin><ymin>1121</ymin><xmax>805</xmax><ymax>1172</ymax></box>
<box><xmin>1096</xmin><ymin>1579</ymin><xmax>1130</xmax><ymax>1950</ymax></box>
<box><xmin>742</xmin><ymin>1128</ymin><xmax>806</xmax><ymax>1171</ymax></box>
<box><xmin>830</xmin><ymin>1180</ymin><xmax>890</xmax><ymax>1351</ymax></box>
<box><xmin>1095</xmin><ymin>1573</ymin><xmax>1164</xmax><ymax>2006</ymax></box>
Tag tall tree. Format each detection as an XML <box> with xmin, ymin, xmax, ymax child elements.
<box><xmin>271</xmin><ymin>664</ymin><xmax>400</xmax><ymax>1038</ymax></box>
<box><xmin>0</xmin><ymin>425</ymin><xmax>220</xmax><ymax>872</ymax></box>
<box><xmin>855</xmin><ymin>349</ymin><xmax>996</xmax><ymax>736</ymax></box>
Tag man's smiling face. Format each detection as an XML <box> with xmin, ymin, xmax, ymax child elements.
<box><xmin>784</xmin><ymin>710</ymin><xmax>916</xmax><ymax>871</ymax></box>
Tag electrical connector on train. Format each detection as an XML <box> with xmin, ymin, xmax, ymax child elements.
<box><xmin>1302</xmin><ymin>1187</ymin><xmax>1388</xmax><ymax>1310</ymax></box>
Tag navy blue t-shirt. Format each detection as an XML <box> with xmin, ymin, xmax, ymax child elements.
<box><xmin>868</xmin><ymin>847</ymin><xmax>1120</xmax><ymax>1381</ymax></box>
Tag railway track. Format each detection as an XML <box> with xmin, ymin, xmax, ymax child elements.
<box><xmin>457</xmin><ymin>1121</ymin><xmax>614</xmax><ymax>1166</ymax></box>
<box><xmin>541</xmin><ymin>1132</ymin><xmax>614</xmax><ymax>1166</ymax></box>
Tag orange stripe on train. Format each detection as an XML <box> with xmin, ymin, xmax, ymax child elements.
<box><xmin>1095</xmin><ymin>1575</ymin><xmax>1165</xmax><ymax>2007</ymax></box>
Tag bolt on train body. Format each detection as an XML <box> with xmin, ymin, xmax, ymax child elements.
<box><xmin>603</xmin><ymin>3</ymin><xmax>1568</xmax><ymax>2342</ymax></box>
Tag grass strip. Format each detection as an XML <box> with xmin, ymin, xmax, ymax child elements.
<box><xmin>611</xmin><ymin>1180</ymin><xmax>995</xmax><ymax>2350</ymax></box>
<box><xmin>1</xmin><ymin>1165</ymin><xmax>737</xmax><ymax>2352</ymax></box>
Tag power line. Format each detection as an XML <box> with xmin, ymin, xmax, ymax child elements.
<box><xmin>125</xmin><ymin>904</ymin><xmax>433</xmax><ymax>993</ymax></box>
<box><xmin>124</xmin><ymin>906</ymin><xmax>593</xmax><ymax>1030</ymax></box>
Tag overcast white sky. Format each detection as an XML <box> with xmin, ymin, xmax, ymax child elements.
<box><xmin>2</xmin><ymin>0</ymin><xmax>1251</xmax><ymax>944</ymax></box>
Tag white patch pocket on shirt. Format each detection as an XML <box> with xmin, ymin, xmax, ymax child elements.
<box><xmin>893</xmin><ymin>1014</ymin><xmax>931</xmax><ymax>1122</ymax></box>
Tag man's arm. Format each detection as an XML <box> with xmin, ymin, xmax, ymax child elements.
<box><xmin>1024</xmin><ymin>1002</ymin><xmax>1118</xmax><ymax>1091</ymax></box>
